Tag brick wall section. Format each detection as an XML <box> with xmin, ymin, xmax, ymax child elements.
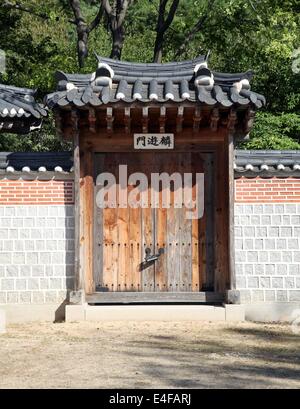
<box><xmin>236</xmin><ymin>177</ymin><xmax>300</xmax><ymax>203</ymax></box>
<box><xmin>0</xmin><ymin>179</ymin><xmax>74</xmax><ymax>205</ymax></box>
<box><xmin>0</xmin><ymin>205</ymin><xmax>75</xmax><ymax>304</ymax></box>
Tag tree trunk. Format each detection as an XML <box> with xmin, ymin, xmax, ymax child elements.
<box><xmin>152</xmin><ymin>0</ymin><xmax>179</xmax><ymax>63</ymax></box>
<box><xmin>153</xmin><ymin>33</ymin><xmax>164</xmax><ymax>63</ymax></box>
<box><xmin>174</xmin><ymin>0</ymin><xmax>216</xmax><ymax>59</ymax></box>
<box><xmin>77</xmin><ymin>22</ymin><xmax>89</xmax><ymax>68</ymax></box>
<box><xmin>110</xmin><ymin>25</ymin><xmax>125</xmax><ymax>60</ymax></box>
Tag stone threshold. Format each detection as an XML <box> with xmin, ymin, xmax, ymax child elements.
<box><xmin>66</xmin><ymin>304</ymin><xmax>245</xmax><ymax>322</ymax></box>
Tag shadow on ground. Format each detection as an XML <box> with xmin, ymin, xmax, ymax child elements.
<box><xmin>116</xmin><ymin>325</ymin><xmax>300</xmax><ymax>388</ymax></box>
<box><xmin>0</xmin><ymin>322</ymin><xmax>299</xmax><ymax>388</ymax></box>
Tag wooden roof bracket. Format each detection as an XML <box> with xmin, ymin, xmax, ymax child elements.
<box><xmin>193</xmin><ymin>106</ymin><xmax>202</xmax><ymax>132</ymax></box>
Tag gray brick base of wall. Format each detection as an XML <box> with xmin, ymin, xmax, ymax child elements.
<box><xmin>1</xmin><ymin>202</ymin><xmax>300</xmax><ymax>322</ymax></box>
<box><xmin>0</xmin><ymin>205</ymin><xmax>75</xmax><ymax>305</ymax></box>
<box><xmin>235</xmin><ymin>203</ymin><xmax>300</xmax><ymax>303</ymax></box>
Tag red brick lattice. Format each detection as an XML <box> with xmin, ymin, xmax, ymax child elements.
<box><xmin>0</xmin><ymin>180</ymin><xmax>74</xmax><ymax>205</ymax></box>
<box><xmin>235</xmin><ymin>177</ymin><xmax>300</xmax><ymax>203</ymax></box>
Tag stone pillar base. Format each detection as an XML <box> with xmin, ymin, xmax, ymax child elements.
<box><xmin>0</xmin><ymin>308</ymin><xmax>6</xmax><ymax>334</ymax></box>
<box><xmin>69</xmin><ymin>290</ymin><xmax>85</xmax><ymax>305</ymax></box>
<box><xmin>65</xmin><ymin>304</ymin><xmax>86</xmax><ymax>321</ymax></box>
<box><xmin>226</xmin><ymin>290</ymin><xmax>241</xmax><ymax>304</ymax></box>
<box><xmin>223</xmin><ymin>304</ymin><xmax>245</xmax><ymax>321</ymax></box>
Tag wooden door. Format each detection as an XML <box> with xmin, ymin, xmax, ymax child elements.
<box><xmin>94</xmin><ymin>152</ymin><xmax>214</xmax><ymax>292</ymax></box>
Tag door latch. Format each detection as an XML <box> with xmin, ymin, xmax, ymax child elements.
<box><xmin>144</xmin><ymin>247</ymin><xmax>164</xmax><ymax>263</ymax></box>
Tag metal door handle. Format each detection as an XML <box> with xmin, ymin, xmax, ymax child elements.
<box><xmin>144</xmin><ymin>247</ymin><xmax>164</xmax><ymax>263</ymax></box>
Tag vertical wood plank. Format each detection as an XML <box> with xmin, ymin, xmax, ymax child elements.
<box><xmin>102</xmin><ymin>153</ymin><xmax>118</xmax><ymax>291</ymax></box>
<box><xmin>204</xmin><ymin>152</ymin><xmax>215</xmax><ymax>290</ymax></box>
<box><xmin>191</xmin><ymin>152</ymin><xmax>204</xmax><ymax>292</ymax></box>
<box><xmin>141</xmin><ymin>153</ymin><xmax>155</xmax><ymax>292</ymax></box>
<box><xmin>117</xmin><ymin>154</ymin><xmax>130</xmax><ymax>291</ymax></box>
<box><xmin>84</xmin><ymin>149</ymin><xmax>94</xmax><ymax>294</ymax></box>
<box><xmin>191</xmin><ymin>215</ymin><xmax>200</xmax><ymax>292</ymax></box>
<box><xmin>93</xmin><ymin>154</ymin><xmax>104</xmax><ymax>288</ymax></box>
<box><xmin>155</xmin><ymin>153</ymin><xmax>168</xmax><ymax>292</ymax></box>
<box><xmin>166</xmin><ymin>154</ymin><xmax>181</xmax><ymax>292</ymax></box>
<box><xmin>179</xmin><ymin>153</ymin><xmax>192</xmax><ymax>291</ymax></box>
<box><xmin>128</xmin><ymin>154</ymin><xmax>142</xmax><ymax>291</ymax></box>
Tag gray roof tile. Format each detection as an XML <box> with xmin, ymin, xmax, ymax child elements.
<box><xmin>0</xmin><ymin>84</ymin><xmax>47</xmax><ymax>134</ymax></box>
<box><xmin>1</xmin><ymin>150</ymin><xmax>299</xmax><ymax>175</ymax></box>
<box><xmin>235</xmin><ymin>150</ymin><xmax>300</xmax><ymax>176</ymax></box>
<box><xmin>0</xmin><ymin>152</ymin><xmax>73</xmax><ymax>171</ymax></box>
<box><xmin>46</xmin><ymin>56</ymin><xmax>266</xmax><ymax>110</ymax></box>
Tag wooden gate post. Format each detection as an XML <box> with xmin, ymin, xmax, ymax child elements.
<box><xmin>226</xmin><ymin>131</ymin><xmax>240</xmax><ymax>304</ymax></box>
<box><xmin>228</xmin><ymin>133</ymin><xmax>236</xmax><ymax>286</ymax></box>
<box><xmin>70</xmin><ymin>110</ymin><xmax>85</xmax><ymax>305</ymax></box>
<box><xmin>83</xmin><ymin>148</ymin><xmax>94</xmax><ymax>294</ymax></box>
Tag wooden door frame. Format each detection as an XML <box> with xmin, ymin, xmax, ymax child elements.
<box><xmin>70</xmin><ymin>128</ymin><xmax>234</xmax><ymax>304</ymax></box>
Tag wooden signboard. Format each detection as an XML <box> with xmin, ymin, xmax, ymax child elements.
<box><xmin>134</xmin><ymin>134</ymin><xmax>174</xmax><ymax>149</ymax></box>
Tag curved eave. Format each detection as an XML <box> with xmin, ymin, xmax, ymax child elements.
<box><xmin>46</xmin><ymin>88</ymin><xmax>264</xmax><ymax>109</ymax></box>
<box><xmin>0</xmin><ymin>83</ymin><xmax>48</xmax><ymax>122</ymax></box>
<box><xmin>0</xmin><ymin>119</ymin><xmax>44</xmax><ymax>135</ymax></box>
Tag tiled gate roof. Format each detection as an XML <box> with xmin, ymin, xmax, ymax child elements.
<box><xmin>46</xmin><ymin>56</ymin><xmax>266</xmax><ymax>109</ymax></box>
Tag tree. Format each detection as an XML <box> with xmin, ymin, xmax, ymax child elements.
<box><xmin>68</xmin><ymin>0</ymin><xmax>104</xmax><ymax>67</ymax></box>
<box><xmin>102</xmin><ymin>0</ymin><xmax>135</xmax><ymax>60</ymax></box>
<box><xmin>153</xmin><ymin>0</ymin><xmax>179</xmax><ymax>63</ymax></box>
<box><xmin>174</xmin><ymin>0</ymin><xmax>216</xmax><ymax>59</ymax></box>
<box><xmin>0</xmin><ymin>0</ymin><xmax>299</xmax><ymax>151</ymax></box>
<box><xmin>3</xmin><ymin>0</ymin><xmax>104</xmax><ymax>68</ymax></box>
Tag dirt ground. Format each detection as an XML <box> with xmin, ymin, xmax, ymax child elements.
<box><xmin>0</xmin><ymin>321</ymin><xmax>299</xmax><ymax>389</ymax></box>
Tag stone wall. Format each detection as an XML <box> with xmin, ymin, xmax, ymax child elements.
<box><xmin>1</xmin><ymin>173</ymin><xmax>300</xmax><ymax>309</ymax></box>
<box><xmin>0</xmin><ymin>177</ymin><xmax>75</xmax><ymax>306</ymax></box>
<box><xmin>235</xmin><ymin>177</ymin><xmax>300</xmax><ymax>303</ymax></box>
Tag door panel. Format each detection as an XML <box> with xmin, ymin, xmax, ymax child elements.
<box><xmin>94</xmin><ymin>152</ymin><xmax>213</xmax><ymax>292</ymax></box>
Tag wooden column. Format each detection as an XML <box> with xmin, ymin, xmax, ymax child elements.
<box><xmin>72</xmin><ymin>110</ymin><xmax>85</xmax><ymax>303</ymax></box>
<box><xmin>72</xmin><ymin>111</ymin><xmax>95</xmax><ymax>301</ymax></box>
<box><xmin>214</xmin><ymin>141</ymin><xmax>227</xmax><ymax>293</ymax></box>
<box><xmin>227</xmin><ymin>132</ymin><xmax>236</xmax><ymax>290</ymax></box>
<box><xmin>83</xmin><ymin>148</ymin><xmax>94</xmax><ymax>294</ymax></box>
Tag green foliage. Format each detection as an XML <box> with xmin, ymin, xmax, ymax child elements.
<box><xmin>0</xmin><ymin>0</ymin><xmax>299</xmax><ymax>151</ymax></box>
<box><xmin>239</xmin><ymin>112</ymin><xmax>300</xmax><ymax>150</ymax></box>
<box><xmin>240</xmin><ymin>133</ymin><xmax>300</xmax><ymax>150</ymax></box>
<box><xmin>0</xmin><ymin>114</ymin><xmax>71</xmax><ymax>152</ymax></box>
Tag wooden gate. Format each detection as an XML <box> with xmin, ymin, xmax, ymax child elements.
<box><xmin>93</xmin><ymin>151</ymin><xmax>215</xmax><ymax>293</ymax></box>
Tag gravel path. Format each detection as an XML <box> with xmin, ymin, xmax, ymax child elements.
<box><xmin>0</xmin><ymin>321</ymin><xmax>299</xmax><ymax>389</ymax></box>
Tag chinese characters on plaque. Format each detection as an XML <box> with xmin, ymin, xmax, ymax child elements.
<box><xmin>134</xmin><ymin>134</ymin><xmax>174</xmax><ymax>150</ymax></box>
